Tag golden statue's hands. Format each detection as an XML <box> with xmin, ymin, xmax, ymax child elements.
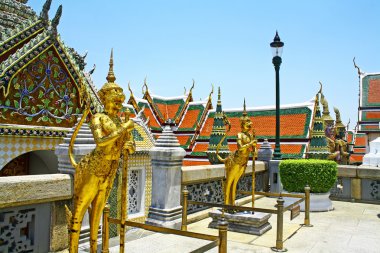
<box><xmin>120</xmin><ymin>120</ymin><xmax>135</xmax><ymax>136</ymax></box>
<box><xmin>123</xmin><ymin>140</ymin><xmax>136</xmax><ymax>155</ymax></box>
<box><xmin>249</xmin><ymin>139</ymin><xmax>257</xmax><ymax>147</ymax></box>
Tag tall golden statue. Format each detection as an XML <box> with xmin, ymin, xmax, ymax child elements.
<box><xmin>216</xmin><ymin>100</ymin><xmax>257</xmax><ymax>207</ymax></box>
<box><xmin>66</xmin><ymin>50</ymin><xmax>135</xmax><ymax>252</ymax></box>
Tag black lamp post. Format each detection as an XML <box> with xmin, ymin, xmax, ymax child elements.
<box><xmin>270</xmin><ymin>31</ymin><xmax>284</xmax><ymax>160</ymax></box>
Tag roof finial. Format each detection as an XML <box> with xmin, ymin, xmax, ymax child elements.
<box><xmin>106</xmin><ymin>49</ymin><xmax>116</xmax><ymax>83</ymax></box>
<box><xmin>353</xmin><ymin>57</ymin><xmax>363</xmax><ymax>76</ymax></box>
<box><xmin>190</xmin><ymin>79</ymin><xmax>195</xmax><ymax>93</ymax></box>
<box><xmin>142</xmin><ymin>76</ymin><xmax>148</xmax><ymax>94</ymax></box>
<box><xmin>318</xmin><ymin>81</ymin><xmax>323</xmax><ymax>94</ymax></box>
<box><xmin>40</xmin><ymin>0</ymin><xmax>52</xmax><ymax>21</ymax></box>
<box><xmin>51</xmin><ymin>5</ymin><xmax>62</xmax><ymax>35</ymax></box>
<box><xmin>208</xmin><ymin>83</ymin><xmax>214</xmax><ymax>100</ymax></box>
<box><xmin>218</xmin><ymin>86</ymin><xmax>221</xmax><ymax>101</ymax></box>
<box><xmin>128</xmin><ymin>82</ymin><xmax>133</xmax><ymax>97</ymax></box>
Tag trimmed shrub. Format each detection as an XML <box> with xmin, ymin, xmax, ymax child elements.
<box><xmin>279</xmin><ymin>159</ymin><xmax>337</xmax><ymax>193</ymax></box>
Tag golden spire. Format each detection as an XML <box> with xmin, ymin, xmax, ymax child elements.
<box><xmin>106</xmin><ymin>49</ymin><xmax>116</xmax><ymax>83</ymax></box>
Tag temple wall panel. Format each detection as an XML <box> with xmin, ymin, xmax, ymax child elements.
<box><xmin>0</xmin><ymin>46</ymin><xmax>82</xmax><ymax>128</ymax></box>
<box><xmin>0</xmin><ymin>135</ymin><xmax>63</xmax><ymax>170</ymax></box>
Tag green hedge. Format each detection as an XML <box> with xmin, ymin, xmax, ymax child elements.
<box><xmin>279</xmin><ymin>159</ymin><xmax>337</xmax><ymax>193</ymax></box>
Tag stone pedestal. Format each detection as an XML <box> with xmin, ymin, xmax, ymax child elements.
<box><xmin>208</xmin><ymin>210</ymin><xmax>272</xmax><ymax>235</ymax></box>
<box><xmin>269</xmin><ymin>160</ymin><xmax>283</xmax><ymax>193</ymax></box>
<box><xmin>145</xmin><ymin>125</ymin><xmax>186</xmax><ymax>229</ymax></box>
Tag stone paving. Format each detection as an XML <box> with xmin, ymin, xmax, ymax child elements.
<box><xmin>77</xmin><ymin>197</ymin><xmax>380</xmax><ymax>253</ymax></box>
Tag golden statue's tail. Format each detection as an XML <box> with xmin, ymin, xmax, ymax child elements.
<box><xmin>216</xmin><ymin>112</ymin><xmax>231</xmax><ymax>163</ymax></box>
<box><xmin>69</xmin><ymin>107</ymin><xmax>90</xmax><ymax>169</ymax></box>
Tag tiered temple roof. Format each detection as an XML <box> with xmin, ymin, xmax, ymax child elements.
<box><xmin>189</xmin><ymin>100</ymin><xmax>314</xmax><ymax>165</ymax></box>
<box><xmin>358</xmin><ymin>73</ymin><xmax>380</xmax><ymax>133</ymax></box>
<box><xmin>346</xmin><ymin>62</ymin><xmax>380</xmax><ymax>164</ymax></box>
<box><xmin>127</xmin><ymin>83</ymin><xmax>315</xmax><ymax>166</ymax></box>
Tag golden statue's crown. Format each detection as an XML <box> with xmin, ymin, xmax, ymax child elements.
<box><xmin>240</xmin><ymin>98</ymin><xmax>250</xmax><ymax>122</ymax></box>
<box><xmin>100</xmin><ymin>49</ymin><xmax>123</xmax><ymax>92</ymax></box>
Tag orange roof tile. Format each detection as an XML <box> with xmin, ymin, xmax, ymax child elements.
<box><xmin>251</xmin><ymin>114</ymin><xmax>307</xmax><ymax>137</ymax></box>
<box><xmin>365</xmin><ymin>112</ymin><xmax>380</xmax><ymax>119</ymax></box>
<box><xmin>143</xmin><ymin>107</ymin><xmax>161</xmax><ymax>129</ymax></box>
<box><xmin>193</xmin><ymin>143</ymin><xmax>209</xmax><ymax>152</ymax></box>
<box><xmin>200</xmin><ymin>111</ymin><xmax>310</xmax><ymax>139</ymax></box>
<box><xmin>355</xmin><ymin>135</ymin><xmax>367</xmax><ymax>147</ymax></box>
<box><xmin>180</xmin><ymin>109</ymin><xmax>202</xmax><ymax>129</ymax></box>
<box><xmin>346</xmin><ymin>133</ymin><xmax>354</xmax><ymax>143</ymax></box>
<box><xmin>368</xmin><ymin>79</ymin><xmax>380</xmax><ymax>104</ymax></box>
<box><xmin>362</xmin><ymin>125</ymin><xmax>379</xmax><ymax>129</ymax></box>
<box><xmin>350</xmin><ymin>154</ymin><xmax>364</xmax><ymax>163</ymax></box>
<box><xmin>155</xmin><ymin>102</ymin><xmax>182</xmax><ymax>120</ymax></box>
<box><xmin>200</xmin><ymin>117</ymin><xmax>214</xmax><ymax>136</ymax></box>
<box><xmin>176</xmin><ymin>135</ymin><xmax>192</xmax><ymax>147</ymax></box>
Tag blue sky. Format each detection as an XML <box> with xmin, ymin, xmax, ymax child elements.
<box><xmin>28</xmin><ymin>0</ymin><xmax>380</xmax><ymax>128</ymax></box>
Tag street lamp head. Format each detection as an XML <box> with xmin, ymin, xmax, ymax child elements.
<box><xmin>270</xmin><ymin>31</ymin><xmax>284</xmax><ymax>58</ymax></box>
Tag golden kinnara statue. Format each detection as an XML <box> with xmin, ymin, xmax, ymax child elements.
<box><xmin>66</xmin><ymin>50</ymin><xmax>135</xmax><ymax>252</ymax></box>
<box><xmin>216</xmin><ymin>99</ymin><xmax>257</xmax><ymax>207</ymax></box>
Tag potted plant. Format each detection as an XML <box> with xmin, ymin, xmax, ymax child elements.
<box><xmin>279</xmin><ymin>159</ymin><xmax>337</xmax><ymax>211</ymax></box>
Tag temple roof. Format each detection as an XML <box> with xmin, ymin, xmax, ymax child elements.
<box><xmin>0</xmin><ymin>0</ymin><xmax>102</xmax><ymax>130</ymax></box>
<box><xmin>198</xmin><ymin>100</ymin><xmax>314</xmax><ymax>141</ymax></box>
<box><xmin>188</xmin><ymin>100</ymin><xmax>314</xmax><ymax>161</ymax></box>
<box><xmin>127</xmin><ymin>83</ymin><xmax>316</xmax><ymax>163</ymax></box>
<box><xmin>0</xmin><ymin>0</ymin><xmax>36</xmax><ymax>33</ymax></box>
<box><xmin>358</xmin><ymin>73</ymin><xmax>380</xmax><ymax>133</ymax></box>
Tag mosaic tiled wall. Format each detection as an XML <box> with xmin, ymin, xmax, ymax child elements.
<box><xmin>185</xmin><ymin>171</ymin><xmax>266</xmax><ymax>213</ymax></box>
<box><xmin>108</xmin><ymin>152</ymin><xmax>152</xmax><ymax>237</ymax></box>
<box><xmin>0</xmin><ymin>135</ymin><xmax>63</xmax><ymax>170</ymax></box>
